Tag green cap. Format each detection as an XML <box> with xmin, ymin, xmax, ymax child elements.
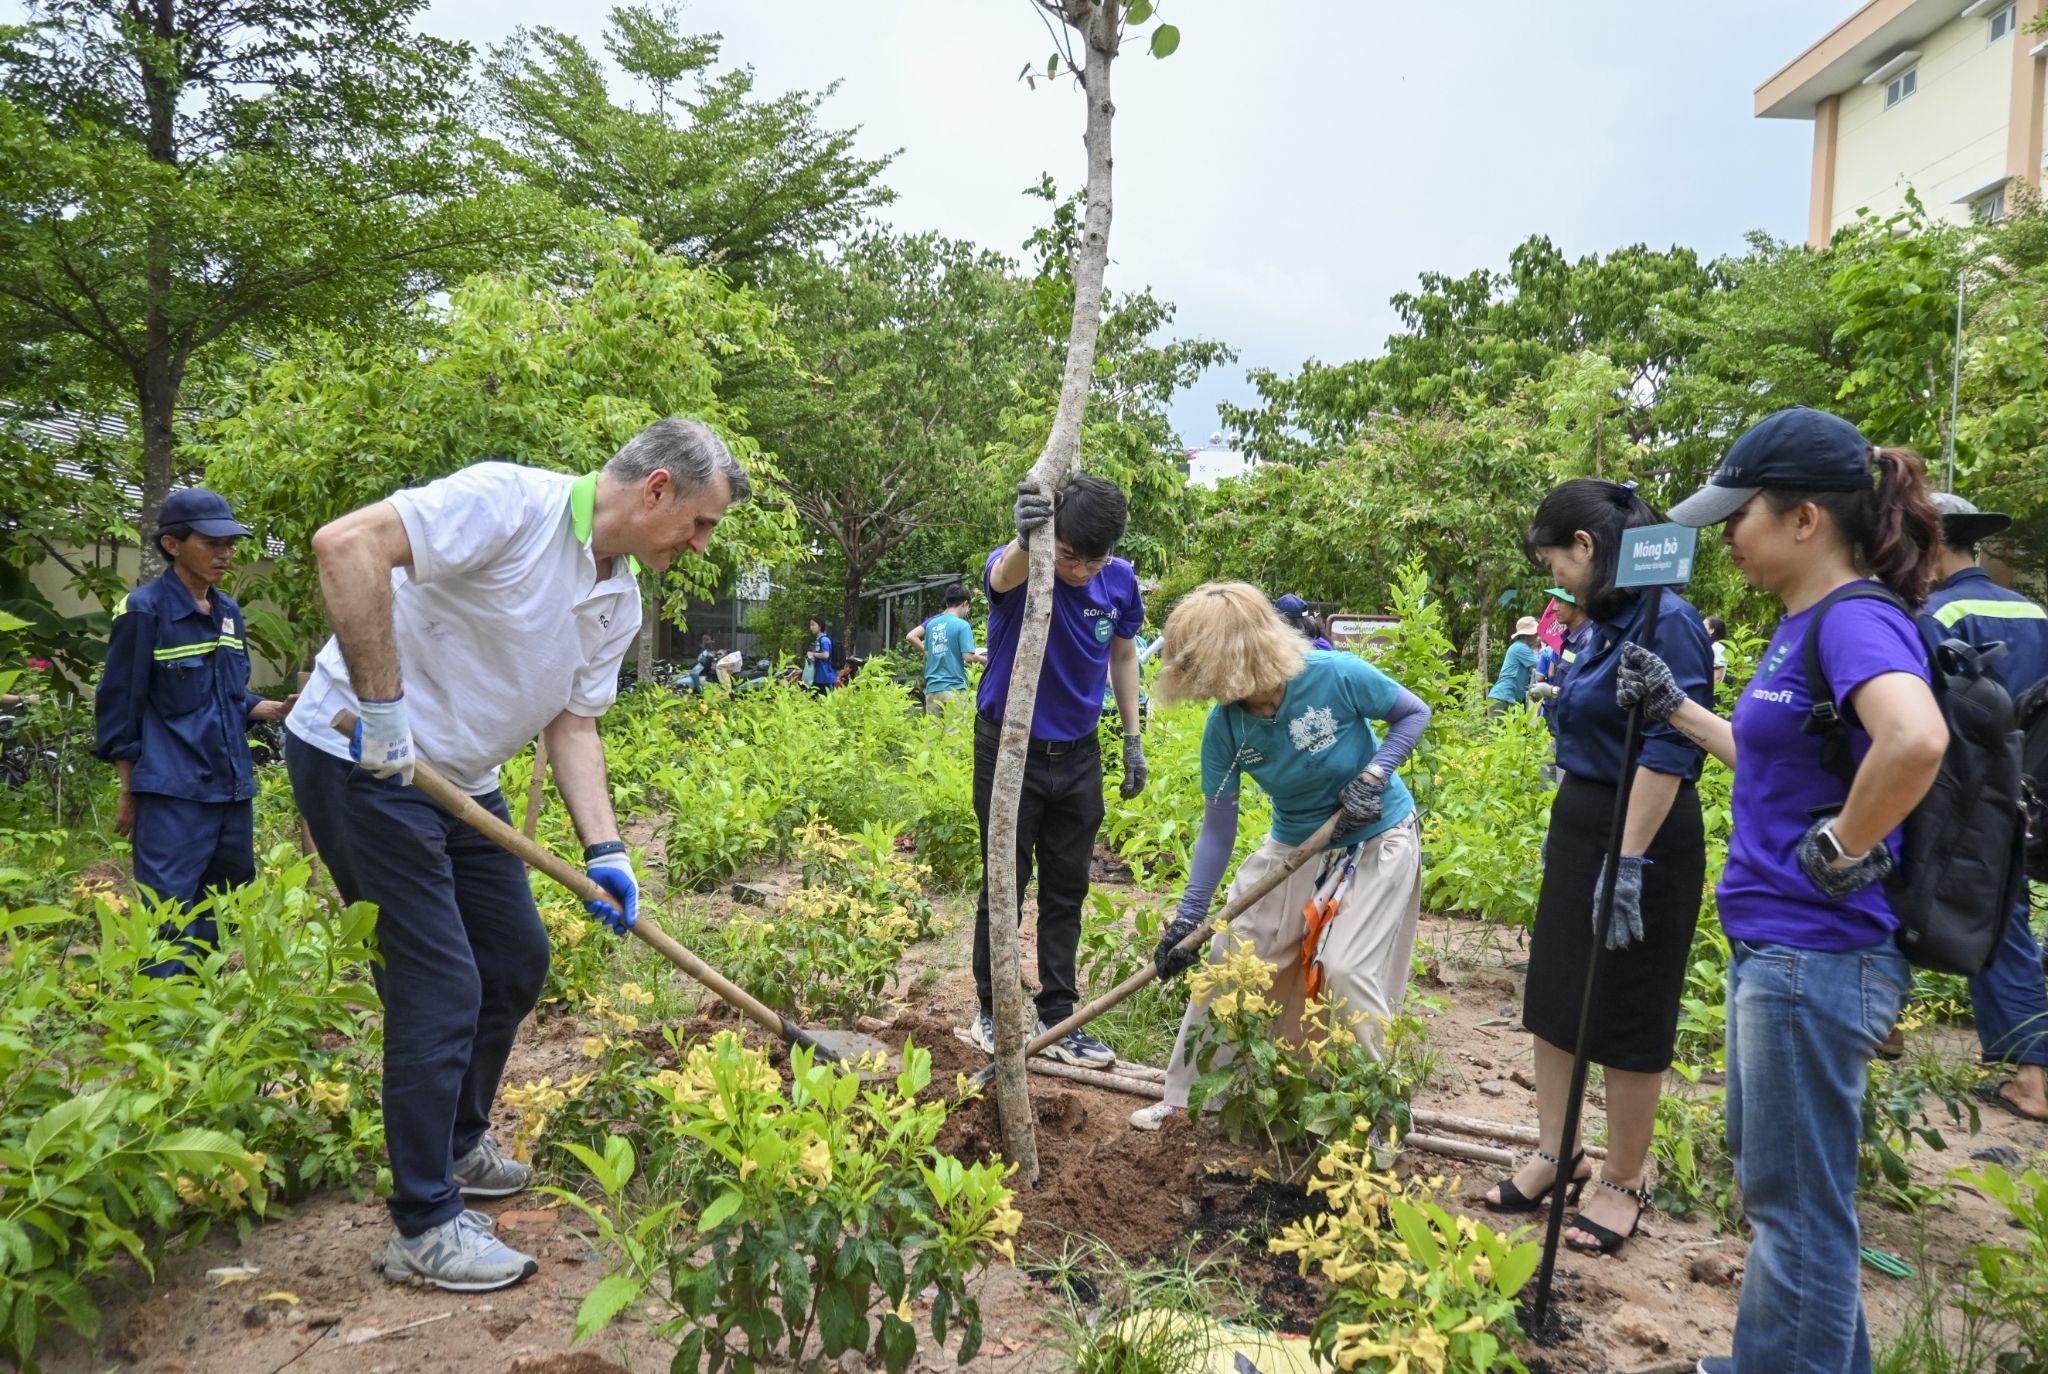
<box><xmin>1544</xmin><ymin>587</ymin><xmax>1575</xmax><ymax>605</ymax></box>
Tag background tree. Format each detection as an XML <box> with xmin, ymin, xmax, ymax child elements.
<box><xmin>205</xmin><ymin>225</ymin><xmax>803</xmax><ymax>674</ymax></box>
<box><xmin>733</xmin><ymin>228</ymin><xmax>1044</xmax><ymax>652</ymax></box>
<box><xmin>485</xmin><ymin>4</ymin><xmax>895</xmax><ymax>277</ymax></box>
<box><xmin>0</xmin><ymin>0</ymin><xmax>550</xmax><ymax>569</ymax></box>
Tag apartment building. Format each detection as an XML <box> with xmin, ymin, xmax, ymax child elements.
<box><xmin>1759</xmin><ymin>0</ymin><xmax>2047</xmax><ymax>245</ymax></box>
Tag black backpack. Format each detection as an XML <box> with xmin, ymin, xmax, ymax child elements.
<box><xmin>1803</xmin><ymin>582</ymin><xmax>2029</xmax><ymax>976</ymax></box>
<box><xmin>2014</xmin><ymin>677</ymin><xmax>2048</xmax><ymax>883</ymax></box>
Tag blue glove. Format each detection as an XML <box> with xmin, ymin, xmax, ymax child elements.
<box><xmin>584</xmin><ymin>852</ymin><xmax>638</xmax><ymax>935</ymax></box>
<box><xmin>349</xmin><ymin>695</ymin><xmax>415</xmax><ymax>784</ymax></box>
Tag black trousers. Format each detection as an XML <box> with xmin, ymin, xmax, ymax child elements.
<box><xmin>286</xmin><ymin>736</ymin><xmax>550</xmax><ymax>1236</ymax></box>
<box><xmin>971</xmin><ymin>713</ymin><xmax>1104</xmax><ymax>1023</ymax></box>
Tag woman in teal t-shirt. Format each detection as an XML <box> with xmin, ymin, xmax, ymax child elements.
<box><xmin>1486</xmin><ymin>616</ymin><xmax>1541</xmax><ymax>717</ymax></box>
<box><xmin>1129</xmin><ymin>582</ymin><xmax>1432</xmax><ymax>1131</ymax></box>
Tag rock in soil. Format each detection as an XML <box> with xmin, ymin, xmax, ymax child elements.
<box><xmin>1608</xmin><ymin>1312</ymin><xmax>1670</xmax><ymax>1352</ymax></box>
<box><xmin>1688</xmin><ymin>1250</ymin><xmax>1743</xmax><ymax>1287</ymax></box>
<box><xmin>1511</xmin><ymin>1067</ymin><xmax>1538</xmax><ymax>1090</ymax></box>
<box><xmin>1479</xmin><ymin>1079</ymin><xmax>1507</xmax><ymax>1096</ymax></box>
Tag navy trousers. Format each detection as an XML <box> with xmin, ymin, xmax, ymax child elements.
<box><xmin>132</xmin><ymin>792</ymin><xmax>254</xmax><ymax>977</ymax></box>
<box><xmin>286</xmin><ymin>736</ymin><xmax>549</xmax><ymax>1236</ymax></box>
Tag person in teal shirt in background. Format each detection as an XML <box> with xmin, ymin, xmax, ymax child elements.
<box><xmin>1487</xmin><ymin>616</ymin><xmax>1541</xmax><ymax>717</ymax></box>
<box><xmin>905</xmin><ymin>585</ymin><xmax>983</xmax><ymax>715</ymax></box>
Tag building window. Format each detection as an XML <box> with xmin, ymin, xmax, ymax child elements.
<box><xmin>1885</xmin><ymin>66</ymin><xmax>1917</xmax><ymax>108</ymax></box>
<box><xmin>1989</xmin><ymin>3</ymin><xmax>2017</xmax><ymax>41</ymax></box>
<box><xmin>1973</xmin><ymin>186</ymin><xmax>2008</xmax><ymax>223</ymax></box>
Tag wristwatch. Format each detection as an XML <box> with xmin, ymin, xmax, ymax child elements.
<box><xmin>1814</xmin><ymin>821</ymin><xmax>1867</xmax><ymax>871</ymax></box>
<box><xmin>583</xmin><ymin>839</ymin><xmax>629</xmax><ymax>862</ymax></box>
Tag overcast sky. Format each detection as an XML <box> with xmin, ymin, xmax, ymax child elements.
<box><xmin>436</xmin><ymin>0</ymin><xmax>1847</xmax><ymax>444</ymax></box>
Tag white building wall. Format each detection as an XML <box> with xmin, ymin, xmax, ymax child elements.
<box><xmin>1831</xmin><ymin>6</ymin><xmax>2018</xmax><ymax>232</ymax></box>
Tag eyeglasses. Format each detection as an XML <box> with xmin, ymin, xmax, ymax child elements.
<box><xmin>1053</xmin><ymin>544</ymin><xmax>1109</xmax><ymax>574</ymax></box>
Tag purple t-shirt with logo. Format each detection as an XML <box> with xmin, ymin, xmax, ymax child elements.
<box><xmin>1718</xmin><ymin>594</ymin><xmax>1931</xmax><ymax>951</ymax></box>
<box><xmin>976</xmin><ymin>546</ymin><xmax>1144</xmax><ymax>741</ymax></box>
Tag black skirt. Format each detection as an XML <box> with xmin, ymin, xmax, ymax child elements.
<box><xmin>1523</xmin><ymin>773</ymin><xmax>1706</xmax><ymax>1074</ymax></box>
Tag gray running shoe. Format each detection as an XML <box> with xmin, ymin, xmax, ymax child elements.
<box><xmin>1035</xmin><ymin>1018</ymin><xmax>1115</xmax><ymax>1069</ymax></box>
<box><xmin>376</xmin><ymin>1211</ymin><xmax>537</xmax><ymax>1291</ymax></box>
<box><xmin>969</xmin><ymin>1009</ymin><xmax>997</xmax><ymax>1055</ymax></box>
<box><xmin>454</xmin><ymin>1134</ymin><xmax>531</xmax><ymax>1198</ymax></box>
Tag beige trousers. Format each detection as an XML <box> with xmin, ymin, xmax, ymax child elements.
<box><xmin>1162</xmin><ymin>814</ymin><xmax>1422</xmax><ymax>1108</ymax></box>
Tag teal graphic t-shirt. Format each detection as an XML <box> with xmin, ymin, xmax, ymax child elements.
<box><xmin>922</xmin><ymin>612</ymin><xmax>975</xmax><ymax>694</ymax></box>
<box><xmin>1487</xmin><ymin>639</ymin><xmax>1538</xmax><ymax>704</ymax></box>
<box><xmin>1199</xmin><ymin>651</ymin><xmax>1417</xmax><ymax>849</ymax></box>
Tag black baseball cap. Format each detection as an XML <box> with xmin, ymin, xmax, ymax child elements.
<box><xmin>1932</xmin><ymin>492</ymin><xmax>2011</xmax><ymax>548</ymax></box>
<box><xmin>157</xmin><ymin>487</ymin><xmax>251</xmax><ymax>538</ymax></box>
<box><xmin>1669</xmin><ymin>407</ymin><xmax>1874</xmax><ymax>528</ymax></box>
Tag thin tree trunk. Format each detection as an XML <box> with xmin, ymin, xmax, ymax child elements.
<box><xmin>841</xmin><ymin>552</ymin><xmax>865</xmax><ymax>668</ymax></box>
<box><xmin>522</xmin><ymin>734</ymin><xmax>549</xmax><ymax>841</ymax></box>
<box><xmin>1476</xmin><ymin>592</ymin><xmax>1492</xmax><ymax>686</ymax></box>
<box><xmin>637</xmin><ymin>582</ymin><xmax>657</xmax><ymax>680</ymax></box>
<box><xmin>136</xmin><ymin>0</ymin><xmax>181</xmax><ymax>581</ymax></box>
<box><xmin>984</xmin><ymin>0</ymin><xmax>1120</xmax><ymax>1187</ymax></box>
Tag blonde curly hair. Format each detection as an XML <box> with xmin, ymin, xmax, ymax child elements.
<box><xmin>1154</xmin><ymin>582</ymin><xmax>1308</xmax><ymax>707</ymax></box>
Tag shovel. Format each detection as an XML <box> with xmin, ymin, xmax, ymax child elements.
<box><xmin>329</xmin><ymin>710</ymin><xmax>892</xmax><ymax>1066</ymax></box>
<box><xmin>966</xmin><ymin>808</ymin><xmax>1345</xmax><ymax>1091</ymax></box>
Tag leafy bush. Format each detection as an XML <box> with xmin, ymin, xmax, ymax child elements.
<box><xmin>685</xmin><ymin>822</ymin><xmax>933</xmax><ymax>1021</ymax></box>
<box><xmin>1647</xmin><ymin>1089</ymin><xmax>1740</xmax><ymax>1230</ymax></box>
<box><xmin>1183</xmin><ymin>937</ymin><xmax>1417</xmax><ymax>1176</ymax></box>
<box><xmin>0</xmin><ymin>855</ymin><xmax>383</xmax><ymax>1368</ymax></box>
<box><xmin>1271</xmin><ymin>1139</ymin><xmax>1539</xmax><ymax>1374</ymax></box>
<box><xmin>552</xmin><ymin>1034</ymin><xmax>1018</xmax><ymax>1374</ymax></box>
<box><xmin>1075</xmin><ymin>888</ymin><xmax>1190</xmax><ymax>1065</ymax></box>
<box><xmin>1952</xmin><ymin>1160</ymin><xmax>2048</xmax><ymax>1371</ymax></box>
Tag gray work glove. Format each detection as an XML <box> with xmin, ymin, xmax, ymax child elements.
<box><xmin>1796</xmin><ymin>817</ymin><xmax>1895</xmax><ymax>899</ymax></box>
<box><xmin>1155</xmin><ymin>913</ymin><xmax>1205</xmax><ymax>981</ymax></box>
<box><xmin>1592</xmin><ymin>854</ymin><xmax>1651</xmax><ymax>951</ymax></box>
<box><xmin>1014</xmin><ymin>481</ymin><xmax>1055</xmax><ymax>546</ymax></box>
<box><xmin>1120</xmin><ymin>733</ymin><xmax>1148</xmax><ymax>799</ymax></box>
<box><xmin>1337</xmin><ymin>769</ymin><xmax>1387</xmax><ymax>830</ymax></box>
<box><xmin>1615</xmin><ymin>642</ymin><xmax>1687</xmax><ymax>723</ymax></box>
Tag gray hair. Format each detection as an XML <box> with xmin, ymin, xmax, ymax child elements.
<box><xmin>605</xmin><ymin>418</ymin><xmax>751</xmax><ymax>504</ymax></box>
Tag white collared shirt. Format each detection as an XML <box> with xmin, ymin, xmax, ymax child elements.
<box><xmin>288</xmin><ymin>463</ymin><xmax>643</xmax><ymax>794</ymax></box>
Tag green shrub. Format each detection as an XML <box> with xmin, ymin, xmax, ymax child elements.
<box><xmin>0</xmin><ymin>854</ymin><xmax>383</xmax><ymax>1368</ymax></box>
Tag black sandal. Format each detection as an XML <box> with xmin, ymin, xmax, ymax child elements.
<box><xmin>1483</xmin><ymin>1149</ymin><xmax>1588</xmax><ymax>1214</ymax></box>
<box><xmin>1564</xmin><ymin>1176</ymin><xmax>1649</xmax><ymax>1254</ymax></box>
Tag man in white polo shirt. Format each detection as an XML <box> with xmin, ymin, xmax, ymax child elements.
<box><xmin>284</xmin><ymin>417</ymin><xmax>748</xmax><ymax>1291</ymax></box>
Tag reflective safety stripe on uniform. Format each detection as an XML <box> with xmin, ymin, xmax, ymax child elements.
<box><xmin>152</xmin><ymin>635</ymin><xmax>245</xmax><ymax>661</ymax></box>
<box><xmin>1931</xmin><ymin>599</ymin><xmax>2048</xmax><ymax>628</ymax></box>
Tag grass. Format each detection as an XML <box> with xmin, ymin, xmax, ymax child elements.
<box><xmin>1033</xmin><ymin>1237</ymin><xmax>1265</xmax><ymax>1374</ymax></box>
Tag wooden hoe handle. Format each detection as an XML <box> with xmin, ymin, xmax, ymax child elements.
<box><xmin>328</xmin><ymin>710</ymin><xmax>820</xmax><ymax>1053</ymax></box>
<box><xmin>968</xmin><ymin>808</ymin><xmax>1346</xmax><ymax>1089</ymax></box>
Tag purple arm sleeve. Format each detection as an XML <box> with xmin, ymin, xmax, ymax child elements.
<box><xmin>1366</xmin><ymin>684</ymin><xmax>1431</xmax><ymax>777</ymax></box>
<box><xmin>1177</xmin><ymin>792</ymin><xmax>1241</xmax><ymax>923</ymax></box>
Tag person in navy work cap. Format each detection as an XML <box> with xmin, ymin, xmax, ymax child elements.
<box><xmin>93</xmin><ymin>489</ymin><xmax>296</xmax><ymax>975</ymax></box>
<box><xmin>1920</xmin><ymin>492</ymin><xmax>2048</xmax><ymax>1123</ymax></box>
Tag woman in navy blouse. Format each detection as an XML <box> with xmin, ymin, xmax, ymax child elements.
<box><xmin>1482</xmin><ymin>480</ymin><xmax>1714</xmax><ymax>1259</ymax></box>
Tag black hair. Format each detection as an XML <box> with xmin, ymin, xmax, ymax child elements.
<box><xmin>1702</xmin><ymin>616</ymin><xmax>1726</xmax><ymax>640</ymax></box>
<box><xmin>944</xmin><ymin>584</ymin><xmax>971</xmax><ymax>607</ymax></box>
<box><xmin>1521</xmin><ymin>479</ymin><xmax>1665</xmax><ymax>622</ymax></box>
<box><xmin>156</xmin><ymin>522</ymin><xmax>194</xmax><ymax>556</ymax></box>
<box><xmin>1762</xmin><ymin>446</ymin><xmax>1940</xmax><ymax>606</ymax></box>
<box><xmin>1300</xmin><ymin>611</ymin><xmax>1324</xmax><ymax>641</ymax></box>
<box><xmin>1053</xmin><ymin>475</ymin><xmax>1128</xmax><ymax>559</ymax></box>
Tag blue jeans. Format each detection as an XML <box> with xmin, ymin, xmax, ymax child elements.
<box><xmin>1726</xmin><ymin>938</ymin><xmax>1910</xmax><ymax>1374</ymax></box>
<box><xmin>1969</xmin><ymin>903</ymin><xmax>2048</xmax><ymax>1068</ymax></box>
<box><xmin>286</xmin><ymin>736</ymin><xmax>550</xmax><ymax>1236</ymax></box>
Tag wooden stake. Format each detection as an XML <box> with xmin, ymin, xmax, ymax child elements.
<box><xmin>953</xmin><ymin>1030</ymin><xmax>1164</xmax><ymax>1098</ymax></box>
<box><xmin>521</xmin><ymin>734</ymin><xmax>548</xmax><ymax>841</ymax></box>
<box><xmin>1401</xmin><ymin>1133</ymin><xmax>1516</xmax><ymax>1168</ymax></box>
<box><xmin>1411</xmin><ymin>1108</ymin><xmax>1607</xmax><ymax>1160</ymax></box>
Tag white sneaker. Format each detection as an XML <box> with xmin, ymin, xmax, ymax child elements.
<box><xmin>376</xmin><ymin>1211</ymin><xmax>537</xmax><ymax>1291</ymax></box>
<box><xmin>1129</xmin><ymin>1101</ymin><xmax>1182</xmax><ymax>1132</ymax></box>
<box><xmin>453</xmin><ymin>1134</ymin><xmax>531</xmax><ymax>1198</ymax></box>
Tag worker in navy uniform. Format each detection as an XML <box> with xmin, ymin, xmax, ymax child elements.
<box><xmin>93</xmin><ymin>488</ymin><xmax>295</xmax><ymax>975</ymax></box>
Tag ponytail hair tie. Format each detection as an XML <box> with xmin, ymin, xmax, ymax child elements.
<box><xmin>1609</xmin><ymin>480</ymin><xmax>1639</xmax><ymax>508</ymax></box>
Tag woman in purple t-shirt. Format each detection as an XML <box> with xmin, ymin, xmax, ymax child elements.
<box><xmin>1617</xmin><ymin>407</ymin><xmax>1946</xmax><ymax>1374</ymax></box>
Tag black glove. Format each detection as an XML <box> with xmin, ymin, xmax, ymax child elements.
<box><xmin>1154</xmin><ymin>913</ymin><xmax>1205</xmax><ymax>981</ymax></box>
<box><xmin>1120</xmin><ymin>734</ymin><xmax>1148</xmax><ymax>799</ymax></box>
<box><xmin>1615</xmin><ymin>642</ymin><xmax>1687</xmax><ymax>723</ymax></box>
<box><xmin>1592</xmin><ymin>855</ymin><xmax>1650</xmax><ymax>951</ymax></box>
<box><xmin>1337</xmin><ymin>769</ymin><xmax>1387</xmax><ymax>830</ymax></box>
<box><xmin>1796</xmin><ymin>818</ymin><xmax>1894</xmax><ymax>899</ymax></box>
<box><xmin>1014</xmin><ymin>481</ymin><xmax>1055</xmax><ymax>546</ymax></box>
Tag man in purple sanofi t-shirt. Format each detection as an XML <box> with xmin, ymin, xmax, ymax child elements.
<box><xmin>969</xmin><ymin>475</ymin><xmax>1146</xmax><ymax>1070</ymax></box>
<box><xmin>1614</xmin><ymin>407</ymin><xmax>1948</xmax><ymax>1374</ymax></box>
